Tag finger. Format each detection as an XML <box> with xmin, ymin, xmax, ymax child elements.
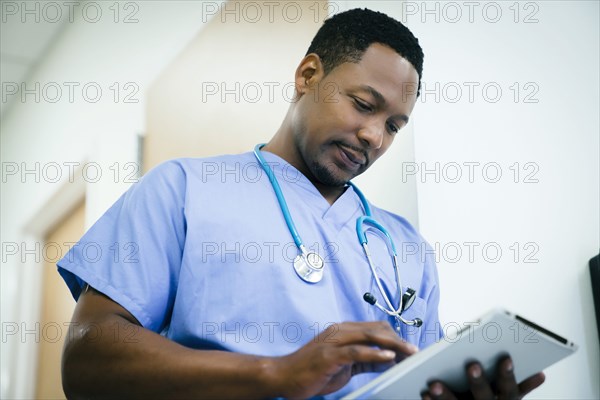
<box><xmin>518</xmin><ymin>372</ymin><xmax>546</xmax><ymax>397</ymax></box>
<box><xmin>316</xmin><ymin>321</ymin><xmax>418</xmax><ymax>356</ymax></box>
<box><xmin>351</xmin><ymin>359</ymin><xmax>396</xmax><ymax>374</ymax></box>
<box><xmin>425</xmin><ymin>381</ymin><xmax>458</xmax><ymax>400</ymax></box>
<box><xmin>333</xmin><ymin>344</ymin><xmax>398</xmax><ymax>366</ymax></box>
<box><xmin>315</xmin><ymin>321</ymin><xmax>400</xmax><ymax>345</ymax></box>
<box><xmin>495</xmin><ymin>357</ymin><xmax>519</xmax><ymax>400</ymax></box>
<box><xmin>466</xmin><ymin>362</ymin><xmax>495</xmax><ymax>400</ymax></box>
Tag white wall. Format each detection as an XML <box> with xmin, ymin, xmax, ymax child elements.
<box><xmin>1</xmin><ymin>2</ymin><xmax>214</xmax><ymax>398</ymax></box>
<box><xmin>403</xmin><ymin>1</ymin><xmax>599</xmax><ymax>398</ymax></box>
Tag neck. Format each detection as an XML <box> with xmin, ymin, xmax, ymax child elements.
<box><xmin>262</xmin><ymin>118</ymin><xmax>345</xmax><ymax>206</ymax></box>
<box><xmin>310</xmin><ymin>181</ymin><xmax>347</xmax><ymax>206</ymax></box>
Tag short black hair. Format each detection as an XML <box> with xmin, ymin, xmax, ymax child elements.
<box><xmin>306</xmin><ymin>8</ymin><xmax>424</xmax><ymax>96</ymax></box>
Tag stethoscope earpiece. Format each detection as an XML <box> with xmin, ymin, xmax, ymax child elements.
<box><xmin>402</xmin><ymin>288</ymin><xmax>417</xmax><ymax>313</ymax></box>
<box><xmin>363</xmin><ymin>291</ymin><xmax>423</xmax><ymax>328</ymax></box>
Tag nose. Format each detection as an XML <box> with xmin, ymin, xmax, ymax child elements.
<box><xmin>356</xmin><ymin>123</ymin><xmax>384</xmax><ymax>150</ymax></box>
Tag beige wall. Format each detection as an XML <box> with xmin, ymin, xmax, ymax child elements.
<box><xmin>144</xmin><ymin>0</ymin><xmax>327</xmax><ymax>169</ymax></box>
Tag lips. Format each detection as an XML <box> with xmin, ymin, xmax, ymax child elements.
<box><xmin>335</xmin><ymin>144</ymin><xmax>367</xmax><ymax>172</ymax></box>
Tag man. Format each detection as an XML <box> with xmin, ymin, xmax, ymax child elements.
<box><xmin>58</xmin><ymin>8</ymin><xmax>545</xmax><ymax>399</ymax></box>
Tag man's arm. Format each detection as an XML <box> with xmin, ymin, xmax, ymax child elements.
<box><xmin>62</xmin><ymin>287</ymin><xmax>418</xmax><ymax>399</ymax></box>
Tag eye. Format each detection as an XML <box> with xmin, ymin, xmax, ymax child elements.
<box><xmin>352</xmin><ymin>97</ymin><xmax>373</xmax><ymax>113</ymax></box>
<box><xmin>387</xmin><ymin>121</ymin><xmax>400</xmax><ymax>135</ymax></box>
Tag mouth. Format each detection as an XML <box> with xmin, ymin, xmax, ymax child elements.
<box><xmin>335</xmin><ymin>143</ymin><xmax>367</xmax><ymax>171</ymax></box>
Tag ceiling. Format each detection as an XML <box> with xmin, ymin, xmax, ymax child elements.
<box><xmin>1</xmin><ymin>1</ymin><xmax>68</xmax><ymax>118</ymax></box>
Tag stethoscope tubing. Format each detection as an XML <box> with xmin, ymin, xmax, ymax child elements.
<box><xmin>253</xmin><ymin>143</ymin><xmax>416</xmax><ymax>325</ymax></box>
<box><xmin>253</xmin><ymin>144</ymin><xmax>306</xmax><ymax>252</ymax></box>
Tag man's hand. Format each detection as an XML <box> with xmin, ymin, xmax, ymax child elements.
<box><xmin>421</xmin><ymin>356</ymin><xmax>546</xmax><ymax>400</ymax></box>
<box><xmin>270</xmin><ymin>321</ymin><xmax>419</xmax><ymax>399</ymax></box>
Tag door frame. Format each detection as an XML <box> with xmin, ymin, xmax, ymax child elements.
<box><xmin>10</xmin><ymin>163</ymin><xmax>87</xmax><ymax>400</ymax></box>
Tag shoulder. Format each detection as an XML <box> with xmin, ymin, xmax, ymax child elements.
<box><xmin>367</xmin><ymin>203</ymin><xmax>437</xmax><ymax>262</ymax></box>
<box><xmin>134</xmin><ymin>152</ymin><xmax>255</xmax><ymax>192</ymax></box>
<box><xmin>369</xmin><ymin>204</ymin><xmax>428</xmax><ymax>245</ymax></box>
<box><xmin>368</xmin><ymin>204</ymin><xmax>441</xmax><ymax>301</ymax></box>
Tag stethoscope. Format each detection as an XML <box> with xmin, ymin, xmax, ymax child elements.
<box><xmin>254</xmin><ymin>144</ymin><xmax>423</xmax><ymax>329</ymax></box>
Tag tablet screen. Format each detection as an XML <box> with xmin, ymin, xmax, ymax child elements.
<box><xmin>344</xmin><ymin>309</ymin><xmax>577</xmax><ymax>399</ymax></box>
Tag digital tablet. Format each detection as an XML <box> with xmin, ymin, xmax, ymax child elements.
<box><xmin>344</xmin><ymin>308</ymin><xmax>578</xmax><ymax>399</ymax></box>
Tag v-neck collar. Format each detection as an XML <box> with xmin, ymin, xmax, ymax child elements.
<box><xmin>255</xmin><ymin>150</ymin><xmax>366</xmax><ymax>232</ymax></box>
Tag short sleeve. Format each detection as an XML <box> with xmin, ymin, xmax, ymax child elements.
<box><xmin>57</xmin><ymin>160</ymin><xmax>187</xmax><ymax>333</ymax></box>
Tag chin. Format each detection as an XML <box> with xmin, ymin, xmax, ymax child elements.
<box><xmin>311</xmin><ymin>161</ymin><xmax>354</xmax><ymax>187</ymax></box>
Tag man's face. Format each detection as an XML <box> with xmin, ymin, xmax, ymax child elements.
<box><xmin>293</xmin><ymin>43</ymin><xmax>419</xmax><ymax>187</ymax></box>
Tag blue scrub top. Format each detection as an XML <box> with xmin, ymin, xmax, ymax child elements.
<box><xmin>58</xmin><ymin>150</ymin><xmax>443</xmax><ymax>398</ymax></box>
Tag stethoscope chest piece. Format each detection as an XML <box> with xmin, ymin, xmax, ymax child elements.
<box><xmin>293</xmin><ymin>252</ymin><xmax>324</xmax><ymax>283</ymax></box>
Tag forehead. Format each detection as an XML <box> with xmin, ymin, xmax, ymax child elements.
<box><xmin>327</xmin><ymin>43</ymin><xmax>419</xmax><ymax>103</ymax></box>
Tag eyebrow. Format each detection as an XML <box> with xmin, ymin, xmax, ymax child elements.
<box><xmin>355</xmin><ymin>85</ymin><xmax>409</xmax><ymax>123</ymax></box>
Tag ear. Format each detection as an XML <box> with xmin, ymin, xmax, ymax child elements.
<box><xmin>294</xmin><ymin>53</ymin><xmax>325</xmax><ymax>98</ymax></box>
